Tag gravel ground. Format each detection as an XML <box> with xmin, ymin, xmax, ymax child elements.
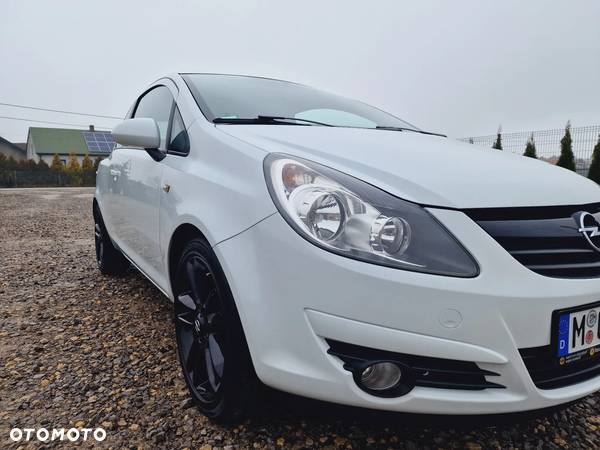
<box><xmin>0</xmin><ymin>187</ymin><xmax>599</xmax><ymax>450</ymax></box>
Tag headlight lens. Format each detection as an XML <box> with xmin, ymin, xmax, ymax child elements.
<box><xmin>264</xmin><ymin>154</ymin><xmax>478</xmax><ymax>277</ymax></box>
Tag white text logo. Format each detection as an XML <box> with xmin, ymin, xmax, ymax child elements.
<box><xmin>9</xmin><ymin>427</ymin><xmax>107</xmax><ymax>443</ymax></box>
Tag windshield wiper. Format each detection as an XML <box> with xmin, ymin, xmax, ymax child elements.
<box><xmin>213</xmin><ymin>115</ymin><xmax>333</xmax><ymax>127</ymax></box>
<box><xmin>213</xmin><ymin>116</ymin><xmax>444</xmax><ymax>135</ymax></box>
<box><xmin>375</xmin><ymin>126</ymin><xmax>446</xmax><ymax>137</ymax></box>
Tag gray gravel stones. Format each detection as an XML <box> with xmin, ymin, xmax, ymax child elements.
<box><xmin>0</xmin><ymin>187</ymin><xmax>599</xmax><ymax>449</ymax></box>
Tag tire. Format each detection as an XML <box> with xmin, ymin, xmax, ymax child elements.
<box><xmin>93</xmin><ymin>203</ymin><xmax>129</xmax><ymax>276</ymax></box>
<box><xmin>173</xmin><ymin>238</ymin><xmax>258</xmax><ymax>423</ymax></box>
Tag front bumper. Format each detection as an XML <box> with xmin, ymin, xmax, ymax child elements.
<box><xmin>214</xmin><ymin>208</ymin><xmax>600</xmax><ymax>414</ymax></box>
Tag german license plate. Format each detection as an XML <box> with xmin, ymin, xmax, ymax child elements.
<box><xmin>555</xmin><ymin>302</ymin><xmax>600</xmax><ymax>365</ymax></box>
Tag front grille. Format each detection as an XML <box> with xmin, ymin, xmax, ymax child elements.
<box><xmin>326</xmin><ymin>339</ymin><xmax>504</xmax><ymax>393</ymax></box>
<box><xmin>464</xmin><ymin>203</ymin><xmax>600</xmax><ymax>279</ymax></box>
<box><xmin>520</xmin><ymin>345</ymin><xmax>600</xmax><ymax>389</ymax></box>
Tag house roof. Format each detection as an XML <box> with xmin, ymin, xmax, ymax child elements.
<box><xmin>28</xmin><ymin>127</ymin><xmax>114</xmax><ymax>156</ymax></box>
<box><xmin>0</xmin><ymin>136</ymin><xmax>27</xmax><ymax>158</ymax></box>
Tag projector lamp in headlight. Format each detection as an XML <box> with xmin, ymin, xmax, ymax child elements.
<box><xmin>370</xmin><ymin>216</ymin><xmax>411</xmax><ymax>255</ymax></box>
<box><xmin>291</xmin><ymin>187</ymin><xmax>346</xmax><ymax>241</ymax></box>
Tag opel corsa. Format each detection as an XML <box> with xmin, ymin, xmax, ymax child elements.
<box><xmin>94</xmin><ymin>73</ymin><xmax>600</xmax><ymax>421</ymax></box>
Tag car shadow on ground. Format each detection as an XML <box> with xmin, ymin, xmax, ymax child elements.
<box><xmin>247</xmin><ymin>382</ymin><xmax>568</xmax><ymax>432</ymax></box>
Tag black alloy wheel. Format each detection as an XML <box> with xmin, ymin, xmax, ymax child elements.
<box><xmin>176</xmin><ymin>253</ymin><xmax>225</xmax><ymax>406</ymax></box>
<box><xmin>174</xmin><ymin>238</ymin><xmax>257</xmax><ymax>422</ymax></box>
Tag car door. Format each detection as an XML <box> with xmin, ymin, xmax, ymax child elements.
<box><xmin>116</xmin><ymin>84</ymin><xmax>176</xmax><ymax>288</ymax></box>
<box><xmin>100</xmin><ymin>146</ymin><xmax>128</xmax><ymax>241</ymax></box>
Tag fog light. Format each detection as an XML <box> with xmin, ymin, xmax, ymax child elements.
<box><xmin>360</xmin><ymin>362</ymin><xmax>402</xmax><ymax>391</ymax></box>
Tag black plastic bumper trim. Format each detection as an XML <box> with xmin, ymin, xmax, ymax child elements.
<box><xmin>520</xmin><ymin>345</ymin><xmax>600</xmax><ymax>390</ymax></box>
<box><xmin>326</xmin><ymin>339</ymin><xmax>505</xmax><ymax>397</ymax></box>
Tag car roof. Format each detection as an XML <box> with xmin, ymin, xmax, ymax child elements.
<box><xmin>177</xmin><ymin>72</ymin><xmax>301</xmax><ymax>85</ymax></box>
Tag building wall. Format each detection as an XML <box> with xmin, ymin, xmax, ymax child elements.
<box><xmin>39</xmin><ymin>154</ymin><xmax>96</xmax><ymax>166</ymax></box>
<box><xmin>26</xmin><ymin>137</ymin><xmax>38</xmax><ymax>161</ymax></box>
<box><xmin>0</xmin><ymin>142</ymin><xmax>27</xmax><ymax>160</ymax></box>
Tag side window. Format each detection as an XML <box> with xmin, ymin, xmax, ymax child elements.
<box><xmin>168</xmin><ymin>107</ymin><xmax>190</xmax><ymax>155</ymax></box>
<box><xmin>133</xmin><ymin>86</ymin><xmax>174</xmax><ymax>150</ymax></box>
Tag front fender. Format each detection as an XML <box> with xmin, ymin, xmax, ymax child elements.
<box><xmin>158</xmin><ymin>123</ymin><xmax>277</xmax><ymax>297</ymax></box>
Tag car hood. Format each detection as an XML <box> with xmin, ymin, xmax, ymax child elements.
<box><xmin>217</xmin><ymin>125</ymin><xmax>600</xmax><ymax>208</ymax></box>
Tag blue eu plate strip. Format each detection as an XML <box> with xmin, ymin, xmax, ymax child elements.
<box><xmin>557</xmin><ymin>313</ymin><xmax>570</xmax><ymax>357</ymax></box>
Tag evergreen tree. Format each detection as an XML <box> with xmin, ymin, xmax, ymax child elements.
<box><xmin>37</xmin><ymin>158</ymin><xmax>50</xmax><ymax>170</ymax></box>
<box><xmin>492</xmin><ymin>125</ymin><xmax>503</xmax><ymax>150</ymax></box>
<box><xmin>93</xmin><ymin>156</ymin><xmax>103</xmax><ymax>171</ymax></box>
<box><xmin>66</xmin><ymin>153</ymin><xmax>82</xmax><ymax>185</ymax></box>
<box><xmin>523</xmin><ymin>133</ymin><xmax>537</xmax><ymax>158</ymax></box>
<box><xmin>25</xmin><ymin>159</ymin><xmax>38</xmax><ymax>170</ymax></box>
<box><xmin>50</xmin><ymin>154</ymin><xmax>63</xmax><ymax>171</ymax></box>
<box><xmin>588</xmin><ymin>135</ymin><xmax>600</xmax><ymax>184</ymax></box>
<box><xmin>81</xmin><ymin>154</ymin><xmax>94</xmax><ymax>172</ymax></box>
<box><xmin>66</xmin><ymin>153</ymin><xmax>81</xmax><ymax>172</ymax></box>
<box><xmin>81</xmin><ymin>154</ymin><xmax>95</xmax><ymax>186</ymax></box>
<box><xmin>556</xmin><ymin>121</ymin><xmax>576</xmax><ymax>171</ymax></box>
<box><xmin>6</xmin><ymin>156</ymin><xmax>17</xmax><ymax>170</ymax></box>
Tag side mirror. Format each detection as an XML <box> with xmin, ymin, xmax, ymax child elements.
<box><xmin>112</xmin><ymin>118</ymin><xmax>160</xmax><ymax>149</ymax></box>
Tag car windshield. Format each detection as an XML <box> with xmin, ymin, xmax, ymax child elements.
<box><xmin>182</xmin><ymin>73</ymin><xmax>420</xmax><ymax>130</ymax></box>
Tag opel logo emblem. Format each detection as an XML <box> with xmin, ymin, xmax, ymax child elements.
<box><xmin>576</xmin><ymin>211</ymin><xmax>600</xmax><ymax>253</ymax></box>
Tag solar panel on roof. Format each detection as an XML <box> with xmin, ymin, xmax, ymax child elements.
<box><xmin>83</xmin><ymin>131</ymin><xmax>115</xmax><ymax>154</ymax></box>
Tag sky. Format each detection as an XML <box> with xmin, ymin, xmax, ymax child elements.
<box><xmin>1</xmin><ymin>0</ymin><xmax>599</xmax><ymax>143</ymax></box>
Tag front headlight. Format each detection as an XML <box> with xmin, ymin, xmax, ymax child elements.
<box><xmin>264</xmin><ymin>153</ymin><xmax>478</xmax><ymax>277</ymax></box>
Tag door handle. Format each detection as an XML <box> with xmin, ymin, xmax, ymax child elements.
<box><xmin>162</xmin><ymin>183</ymin><xmax>171</xmax><ymax>193</ymax></box>
<box><xmin>110</xmin><ymin>169</ymin><xmax>121</xmax><ymax>177</ymax></box>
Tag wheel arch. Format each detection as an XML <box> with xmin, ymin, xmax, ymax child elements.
<box><xmin>167</xmin><ymin>223</ymin><xmax>209</xmax><ymax>296</ymax></box>
<box><xmin>167</xmin><ymin>223</ymin><xmax>255</xmax><ymax>361</ymax></box>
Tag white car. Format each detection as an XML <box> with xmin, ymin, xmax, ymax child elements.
<box><xmin>94</xmin><ymin>73</ymin><xmax>600</xmax><ymax>422</ymax></box>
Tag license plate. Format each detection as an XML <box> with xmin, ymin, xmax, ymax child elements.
<box><xmin>554</xmin><ymin>302</ymin><xmax>600</xmax><ymax>365</ymax></box>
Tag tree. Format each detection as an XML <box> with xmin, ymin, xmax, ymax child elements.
<box><xmin>25</xmin><ymin>159</ymin><xmax>38</xmax><ymax>170</ymax></box>
<box><xmin>37</xmin><ymin>158</ymin><xmax>50</xmax><ymax>170</ymax></box>
<box><xmin>93</xmin><ymin>156</ymin><xmax>103</xmax><ymax>171</ymax></box>
<box><xmin>0</xmin><ymin>153</ymin><xmax>6</xmax><ymax>168</ymax></box>
<box><xmin>81</xmin><ymin>154</ymin><xmax>95</xmax><ymax>186</ymax></box>
<box><xmin>523</xmin><ymin>133</ymin><xmax>537</xmax><ymax>159</ymax></box>
<box><xmin>81</xmin><ymin>154</ymin><xmax>94</xmax><ymax>172</ymax></box>
<box><xmin>66</xmin><ymin>153</ymin><xmax>81</xmax><ymax>173</ymax></box>
<box><xmin>588</xmin><ymin>135</ymin><xmax>600</xmax><ymax>184</ymax></box>
<box><xmin>556</xmin><ymin>121</ymin><xmax>576</xmax><ymax>172</ymax></box>
<box><xmin>50</xmin><ymin>154</ymin><xmax>64</xmax><ymax>171</ymax></box>
<box><xmin>5</xmin><ymin>156</ymin><xmax>17</xmax><ymax>170</ymax></box>
<box><xmin>492</xmin><ymin>125</ymin><xmax>503</xmax><ymax>150</ymax></box>
<box><xmin>65</xmin><ymin>153</ymin><xmax>82</xmax><ymax>186</ymax></box>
